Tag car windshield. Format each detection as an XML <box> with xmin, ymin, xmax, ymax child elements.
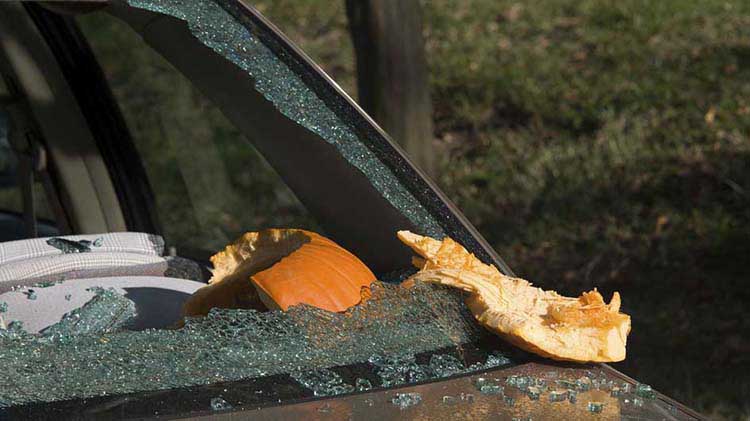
<box><xmin>0</xmin><ymin>0</ymin><xmax>522</xmax><ymax>413</ymax></box>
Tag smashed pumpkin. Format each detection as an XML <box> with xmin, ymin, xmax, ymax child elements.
<box><xmin>398</xmin><ymin>231</ymin><xmax>631</xmax><ymax>363</ymax></box>
<box><xmin>183</xmin><ymin>229</ymin><xmax>376</xmax><ymax>316</ymax></box>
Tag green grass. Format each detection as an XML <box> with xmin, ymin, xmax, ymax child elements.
<box><xmin>255</xmin><ymin>1</ymin><xmax>750</xmax><ymax>419</ymax></box>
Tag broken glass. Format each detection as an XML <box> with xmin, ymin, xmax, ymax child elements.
<box><xmin>354</xmin><ymin>378</ymin><xmax>372</xmax><ymax>391</ymax></box>
<box><xmin>126</xmin><ymin>0</ymin><xmax>444</xmax><ymax>238</ymax></box>
<box><xmin>587</xmin><ymin>401</ymin><xmax>604</xmax><ymax>413</ymax></box>
<box><xmin>568</xmin><ymin>390</ymin><xmax>577</xmax><ymax>404</ymax></box>
<box><xmin>635</xmin><ymin>383</ymin><xmax>656</xmax><ymax>399</ymax></box>
<box><xmin>290</xmin><ymin>369</ymin><xmax>355</xmax><ymax>397</ymax></box>
<box><xmin>479</xmin><ymin>384</ymin><xmax>503</xmax><ymax>395</ymax></box>
<box><xmin>0</xmin><ymin>282</ymin><xmax>511</xmax><ymax>407</ymax></box>
<box><xmin>500</xmin><ymin>371</ymin><xmax>675</xmax><ymax>416</ymax></box>
<box><xmin>210</xmin><ymin>397</ymin><xmax>232</xmax><ymax>411</ymax></box>
<box><xmin>39</xmin><ymin>287</ymin><xmax>136</xmax><ymax>338</ymax></box>
<box><xmin>549</xmin><ymin>390</ymin><xmax>567</xmax><ymax>402</ymax></box>
<box><xmin>391</xmin><ymin>392</ymin><xmax>422</xmax><ymax>410</ymax></box>
<box><xmin>442</xmin><ymin>395</ymin><xmax>457</xmax><ymax>405</ymax></box>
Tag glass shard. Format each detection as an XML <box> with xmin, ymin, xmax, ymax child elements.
<box><xmin>635</xmin><ymin>383</ymin><xmax>656</xmax><ymax>399</ymax></box>
<box><xmin>391</xmin><ymin>392</ymin><xmax>421</xmax><ymax>410</ymax></box>
<box><xmin>527</xmin><ymin>386</ymin><xmax>541</xmax><ymax>400</ymax></box>
<box><xmin>355</xmin><ymin>378</ymin><xmax>372</xmax><ymax>391</ymax></box>
<box><xmin>442</xmin><ymin>395</ymin><xmax>457</xmax><ymax>405</ymax></box>
<box><xmin>39</xmin><ymin>287</ymin><xmax>136</xmax><ymax>338</ymax></box>
<box><xmin>575</xmin><ymin>376</ymin><xmax>592</xmax><ymax>391</ymax></box>
<box><xmin>479</xmin><ymin>384</ymin><xmax>503</xmax><ymax>395</ymax></box>
<box><xmin>549</xmin><ymin>390</ymin><xmax>567</xmax><ymax>402</ymax></box>
<box><xmin>568</xmin><ymin>390</ymin><xmax>577</xmax><ymax>404</ymax></box>
<box><xmin>474</xmin><ymin>377</ymin><xmax>503</xmax><ymax>395</ymax></box>
<box><xmin>290</xmin><ymin>369</ymin><xmax>355</xmax><ymax>397</ymax></box>
<box><xmin>32</xmin><ymin>281</ymin><xmax>60</xmax><ymax>288</ymax></box>
<box><xmin>587</xmin><ymin>401</ymin><xmax>604</xmax><ymax>413</ymax></box>
<box><xmin>428</xmin><ymin>353</ymin><xmax>466</xmax><ymax>377</ymax></box>
<box><xmin>210</xmin><ymin>397</ymin><xmax>232</xmax><ymax>411</ymax></box>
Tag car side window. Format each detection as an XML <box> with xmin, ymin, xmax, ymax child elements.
<box><xmin>76</xmin><ymin>14</ymin><xmax>318</xmax><ymax>258</ymax></box>
<box><xmin>0</xmin><ymin>105</ymin><xmax>60</xmax><ymax>241</ymax></box>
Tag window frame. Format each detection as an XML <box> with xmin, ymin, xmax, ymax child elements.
<box><xmin>25</xmin><ymin>3</ymin><xmax>162</xmax><ymax>236</ymax></box>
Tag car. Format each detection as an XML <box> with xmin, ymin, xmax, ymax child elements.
<box><xmin>0</xmin><ymin>1</ymin><xmax>705</xmax><ymax>419</ymax></box>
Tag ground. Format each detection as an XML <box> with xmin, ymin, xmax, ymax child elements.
<box><xmin>252</xmin><ymin>1</ymin><xmax>750</xmax><ymax>419</ymax></box>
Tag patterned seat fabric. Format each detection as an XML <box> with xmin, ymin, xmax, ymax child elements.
<box><xmin>0</xmin><ymin>233</ymin><xmax>207</xmax><ymax>333</ymax></box>
<box><xmin>0</xmin><ymin>233</ymin><xmax>204</xmax><ymax>289</ymax></box>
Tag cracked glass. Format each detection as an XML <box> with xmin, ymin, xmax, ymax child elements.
<box><xmin>0</xmin><ymin>3</ymin><xmax>698</xmax><ymax>420</ymax></box>
<box><xmin>1</xmin><ymin>0</ymin><xmax>514</xmax><ymax>411</ymax></box>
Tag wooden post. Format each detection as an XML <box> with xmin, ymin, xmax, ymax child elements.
<box><xmin>346</xmin><ymin>0</ymin><xmax>436</xmax><ymax>178</ymax></box>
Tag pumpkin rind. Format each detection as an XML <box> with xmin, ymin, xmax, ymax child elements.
<box><xmin>183</xmin><ymin>229</ymin><xmax>376</xmax><ymax>316</ymax></box>
<box><xmin>250</xmin><ymin>230</ymin><xmax>377</xmax><ymax>312</ymax></box>
<box><xmin>398</xmin><ymin>230</ymin><xmax>631</xmax><ymax>363</ymax></box>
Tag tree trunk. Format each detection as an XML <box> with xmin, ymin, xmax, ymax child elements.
<box><xmin>346</xmin><ymin>0</ymin><xmax>436</xmax><ymax>178</ymax></box>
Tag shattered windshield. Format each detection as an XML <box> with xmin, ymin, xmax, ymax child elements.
<box><xmin>0</xmin><ymin>0</ymin><xmax>517</xmax><ymax>411</ymax></box>
<box><xmin>0</xmin><ymin>2</ymin><xmax>688</xmax><ymax>419</ymax></box>
<box><xmin>0</xmin><ymin>281</ymin><xmax>515</xmax><ymax>408</ymax></box>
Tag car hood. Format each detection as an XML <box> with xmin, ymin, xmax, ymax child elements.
<box><xmin>185</xmin><ymin>362</ymin><xmax>702</xmax><ymax>420</ymax></box>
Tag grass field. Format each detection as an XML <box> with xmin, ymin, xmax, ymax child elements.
<box><xmin>253</xmin><ymin>1</ymin><xmax>750</xmax><ymax>419</ymax></box>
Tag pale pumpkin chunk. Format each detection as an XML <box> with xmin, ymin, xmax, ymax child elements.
<box><xmin>398</xmin><ymin>231</ymin><xmax>631</xmax><ymax>363</ymax></box>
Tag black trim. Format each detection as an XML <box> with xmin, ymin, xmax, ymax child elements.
<box><xmin>24</xmin><ymin>4</ymin><xmax>161</xmax><ymax>235</ymax></box>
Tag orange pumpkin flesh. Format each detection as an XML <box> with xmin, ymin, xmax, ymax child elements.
<box><xmin>252</xmin><ymin>231</ymin><xmax>377</xmax><ymax>311</ymax></box>
<box><xmin>183</xmin><ymin>229</ymin><xmax>376</xmax><ymax>316</ymax></box>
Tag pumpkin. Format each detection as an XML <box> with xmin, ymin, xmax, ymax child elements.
<box><xmin>398</xmin><ymin>231</ymin><xmax>631</xmax><ymax>363</ymax></box>
<box><xmin>183</xmin><ymin>229</ymin><xmax>376</xmax><ymax>316</ymax></box>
